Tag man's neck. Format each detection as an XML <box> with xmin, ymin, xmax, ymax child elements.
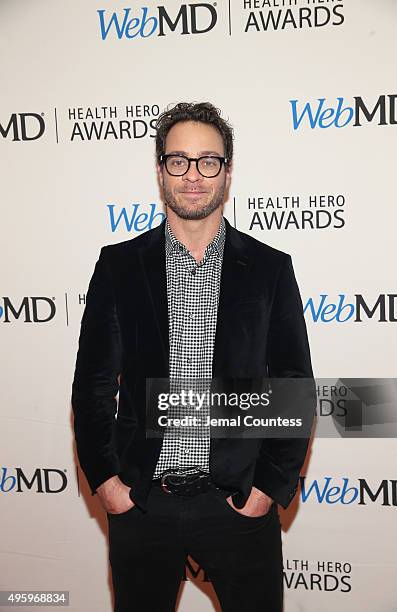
<box><xmin>166</xmin><ymin>209</ymin><xmax>223</xmax><ymax>264</ymax></box>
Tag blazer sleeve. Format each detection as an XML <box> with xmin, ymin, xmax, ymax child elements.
<box><xmin>71</xmin><ymin>246</ymin><xmax>122</xmax><ymax>495</ymax></box>
<box><xmin>252</xmin><ymin>254</ymin><xmax>316</xmax><ymax>508</ymax></box>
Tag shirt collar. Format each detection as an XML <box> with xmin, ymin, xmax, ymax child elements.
<box><xmin>165</xmin><ymin>216</ymin><xmax>226</xmax><ymax>260</ymax></box>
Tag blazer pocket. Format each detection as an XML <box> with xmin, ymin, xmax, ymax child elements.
<box><xmin>231</xmin><ymin>298</ymin><xmax>267</xmax><ymax>314</ymax></box>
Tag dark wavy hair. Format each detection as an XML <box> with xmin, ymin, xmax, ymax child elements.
<box><xmin>155</xmin><ymin>102</ymin><xmax>234</xmax><ymax>163</ymax></box>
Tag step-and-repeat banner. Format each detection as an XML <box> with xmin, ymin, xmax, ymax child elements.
<box><xmin>1</xmin><ymin>1</ymin><xmax>396</xmax><ymax>610</ymax></box>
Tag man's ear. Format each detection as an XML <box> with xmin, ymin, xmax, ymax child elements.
<box><xmin>225</xmin><ymin>161</ymin><xmax>232</xmax><ymax>190</ymax></box>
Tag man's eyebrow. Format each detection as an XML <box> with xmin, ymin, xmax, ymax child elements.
<box><xmin>165</xmin><ymin>150</ymin><xmax>224</xmax><ymax>156</ymax></box>
<box><xmin>199</xmin><ymin>150</ymin><xmax>224</xmax><ymax>156</ymax></box>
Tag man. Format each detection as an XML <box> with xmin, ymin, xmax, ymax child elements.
<box><xmin>71</xmin><ymin>102</ymin><xmax>315</xmax><ymax>612</ymax></box>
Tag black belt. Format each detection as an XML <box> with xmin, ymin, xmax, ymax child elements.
<box><xmin>153</xmin><ymin>467</ymin><xmax>218</xmax><ymax>496</ymax></box>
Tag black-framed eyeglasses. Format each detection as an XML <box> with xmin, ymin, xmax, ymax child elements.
<box><xmin>159</xmin><ymin>154</ymin><xmax>228</xmax><ymax>178</ymax></box>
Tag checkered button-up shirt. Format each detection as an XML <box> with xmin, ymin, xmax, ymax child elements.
<box><xmin>152</xmin><ymin>216</ymin><xmax>226</xmax><ymax>478</ymax></box>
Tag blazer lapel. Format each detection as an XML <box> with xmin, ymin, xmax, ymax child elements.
<box><xmin>212</xmin><ymin>217</ymin><xmax>253</xmax><ymax>377</ymax></box>
<box><xmin>138</xmin><ymin>219</ymin><xmax>169</xmax><ymax>376</ymax></box>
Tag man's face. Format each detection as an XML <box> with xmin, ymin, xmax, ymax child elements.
<box><xmin>157</xmin><ymin>120</ymin><xmax>231</xmax><ymax>220</ymax></box>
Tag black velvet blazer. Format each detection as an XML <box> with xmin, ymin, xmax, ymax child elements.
<box><xmin>71</xmin><ymin>217</ymin><xmax>315</xmax><ymax>511</ymax></box>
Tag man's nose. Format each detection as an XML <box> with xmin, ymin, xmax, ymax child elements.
<box><xmin>183</xmin><ymin>160</ymin><xmax>202</xmax><ymax>182</ymax></box>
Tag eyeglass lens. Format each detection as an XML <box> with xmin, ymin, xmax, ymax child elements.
<box><xmin>165</xmin><ymin>155</ymin><xmax>222</xmax><ymax>177</ymax></box>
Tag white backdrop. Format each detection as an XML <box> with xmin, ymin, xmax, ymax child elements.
<box><xmin>1</xmin><ymin>0</ymin><xmax>396</xmax><ymax>610</ymax></box>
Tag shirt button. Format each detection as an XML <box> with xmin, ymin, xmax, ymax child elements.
<box><xmin>191</xmin><ymin>268</ymin><xmax>196</xmax><ymax>275</ymax></box>
<box><xmin>188</xmin><ymin>313</ymin><xmax>194</xmax><ymax>320</ymax></box>
<box><xmin>186</xmin><ymin>357</ymin><xmax>192</xmax><ymax>364</ymax></box>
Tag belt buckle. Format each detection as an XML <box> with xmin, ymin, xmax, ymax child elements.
<box><xmin>160</xmin><ymin>467</ymin><xmax>204</xmax><ymax>495</ymax></box>
<box><xmin>160</xmin><ymin>470</ymin><xmax>177</xmax><ymax>494</ymax></box>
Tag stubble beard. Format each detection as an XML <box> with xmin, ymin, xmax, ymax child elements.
<box><xmin>163</xmin><ymin>182</ymin><xmax>226</xmax><ymax>221</ymax></box>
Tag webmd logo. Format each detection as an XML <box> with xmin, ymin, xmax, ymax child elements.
<box><xmin>303</xmin><ymin>294</ymin><xmax>397</xmax><ymax>323</ymax></box>
<box><xmin>98</xmin><ymin>4</ymin><xmax>217</xmax><ymax>40</ymax></box>
<box><xmin>300</xmin><ymin>477</ymin><xmax>397</xmax><ymax>506</ymax></box>
<box><xmin>107</xmin><ymin>202</ymin><xmax>165</xmax><ymax>233</ymax></box>
<box><xmin>290</xmin><ymin>94</ymin><xmax>397</xmax><ymax>130</ymax></box>
<box><xmin>0</xmin><ymin>296</ymin><xmax>56</xmax><ymax>323</ymax></box>
<box><xmin>0</xmin><ymin>467</ymin><xmax>68</xmax><ymax>493</ymax></box>
<box><xmin>0</xmin><ymin>112</ymin><xmax>46</xmax><ymax>141</ymax></box>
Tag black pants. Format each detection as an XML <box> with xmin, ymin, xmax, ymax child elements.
<box><xmin>107</xmin><ymin>483</ymin><xmax>283</xmax><ymax>612</ymax></box>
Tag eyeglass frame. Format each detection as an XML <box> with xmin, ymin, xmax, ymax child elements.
<box><xmin>158</xmin><ymin>154</ymin><xmax>229</xmax><ymax>178</ymax></box>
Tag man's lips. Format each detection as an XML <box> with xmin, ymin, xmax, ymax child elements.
<box><xmin>179</xmin><ymin>190</ymin><xmax>208</xmax><ymax>197</ymax></box>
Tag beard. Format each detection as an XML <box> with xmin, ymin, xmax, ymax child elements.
<box><xmin>163</xmin><ymin>182</ymin><xmax>225</xmax><ymax>220</ymax></box>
